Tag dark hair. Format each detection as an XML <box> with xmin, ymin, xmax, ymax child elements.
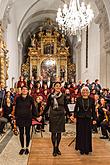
<box><xmin>95</xmin><ymin>79</ymin><xmax>99</xmax><ymax>83</ymax></box>
<box><xmin>54</xmin><ymin>81</ymin><xmax>61</xmax><ymax>87</ymax></box>
<box><xmin>21</xmin><ymin>86</ymin><xmax>28</xmax><ymax>90</ymax></box>
<box><xmin>98</xmin><ymin>97</ymin><xmax>106</xmax><ymax>105</ymax></box>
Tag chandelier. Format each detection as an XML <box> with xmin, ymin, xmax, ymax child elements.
<box><xmin>56</xmin><ymin>0</ymin><xmax>94</xmax><ymax>35</ymax></box>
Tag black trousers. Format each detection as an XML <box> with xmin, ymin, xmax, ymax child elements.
<box><xmin>18</xmin><ymin>126</ymin><xmax>31</xmax><ymax>148</ymax></box>
<box><xmin>100</xmin><ymin>120</ymin><xmax>109</xmax><ymax>137</ymax></box>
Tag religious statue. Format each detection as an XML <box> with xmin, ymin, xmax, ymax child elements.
<box><xmin>60</xmin><ymin>67</ymin><xmax>65</xmax><ymax>79</ymax></box>
<box><xmin>61</xmin><ymin>34</ymin><xmax>66</xmax><ymax>47</ymax></box>
<box><xmin>31</xmin><ymin>34</ymin><xmax>37</xmax><ymax>48</ymax></box>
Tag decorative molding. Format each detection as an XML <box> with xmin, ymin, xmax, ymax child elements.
<box><xmin>95</xmin><ymin>0</ymin><xmax>109</xmax><ymax>33</ymax></box>
<box><xmin>95</xmin><ymin>0</ymin><xmax>110</xmax><ymax>53</ymax></box>
<box><xmin>75</xmin><ymin>41</ymin><xmax>81</xmax><ymax>49</ymax></box>
<box><xmin>104</xmin><ymin>32</ymin><xmax>110</xmax><ymax>52</ymax></box>
<box><xmin>2</xmin><ymin>0</ymin><xmax>14</xmax><ymax>29</ymax></box>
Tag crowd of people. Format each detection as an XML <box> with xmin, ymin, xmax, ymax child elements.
<box><xmin>0</xmin><ymin>75</ymin><xmax>110</xmax><ymax>156</ymax></box>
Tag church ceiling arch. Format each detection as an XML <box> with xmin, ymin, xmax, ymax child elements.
<box><xmin>1</xmin><ymin>0</ymin><xmax>109</xmax><ymax>74</ymax></box>
<box><xmin>17</xmin><ymin>0</ymin><xmax>66</xmax><ymax>42</ymax></box>
<box><xmin>18</xmin><ymin>10</ymin><xmax>57</xmax><ymax>42</ymax></box>
<box><xmin>1</xmin><ymin>0</ymin><xmax>110</xmax><ymax>33</ymax></box>
<box><xmin>18</xmin><ymin>0</ymin><xmax>110</xmax><ymax>75</ymax></box>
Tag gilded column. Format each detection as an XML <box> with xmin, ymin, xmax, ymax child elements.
<box><xmin>0</xmin><ymin>25</ymin><xmax>8</xmax><ymax>86</ymax></box>
<box><xmin>56</xmin><ymin>57</ymin><xmax>60</xmax><ymax>80</ymax></box>
<box><xmin>29</xmin><ymin>56</ymin><xmax>32</xmax><ymax>78</ymax></box>
<box><xmin>65</xmin><ymin>58</ymin><xmax>67</xmax><ymax>82</ymax></box>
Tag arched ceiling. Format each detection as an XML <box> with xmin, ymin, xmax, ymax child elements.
<box><xmin>14</xmin><ymin>0</ymin><xmax>98</xmax><ymax>41</ymax></box>
<box><xmin>15</xmin><ymin>0</ymin><xmax>66</xmax><ymax>42</ymax></box>
<box><xmin>0</xmin><ymin>0</ymin><xmax>110</xmax><ymax>44</ymax></box>
<box><xmin>0</xmin><ymin>0</ymin><xmax>110</xmax><ymax>35</ymax></box>
<box><xmin>12</xmin><ymin>0</ymin><xmax>100</xmax><ymax>60</ymax></box>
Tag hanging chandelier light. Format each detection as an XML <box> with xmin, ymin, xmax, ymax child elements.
<box><xmin>56</xmin><ymin>0</ymin><xmax>94</xmax><ymax>35</ymax></box>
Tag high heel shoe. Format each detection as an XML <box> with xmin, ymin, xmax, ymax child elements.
<box><xmin>53</xmin><ymin>151</ymin><xmax>57</xmax><ymax>156</ymax></box>
<box><xmin>56</xmin><ymin>147</ymin><xmax>61</xmax><ymax>155</ymax></box>
<box><xmin>53</xmin><ymin>147</ymin><xmax>57</xmax><ymax>157</ymax></box>
<box><xmin>80</xmin><ymin>151</ymin><xmax>84</xmax><ymax>155</ymax></box>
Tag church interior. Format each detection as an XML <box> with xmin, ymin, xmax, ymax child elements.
<box><xmin>0</xmin><ymin>0</ymin><xmax>110</xmax><ymax>165</ymax></box>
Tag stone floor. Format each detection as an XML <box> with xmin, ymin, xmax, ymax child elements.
<box><xmin>0</xmin><ymin>123</ymin><xmax>110</xmax><ymax>165</ymax></box>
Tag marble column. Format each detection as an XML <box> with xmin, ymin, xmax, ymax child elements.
<box><xmin>99</xmin><ymin>25</ymin><xmax>107</xmax><ymax>87</ymax></box>
<box><xmin>18</xmin><ymin>41</ymin><xmax>23</xmax><ymax>76</ymax></box>
<box><xmin>95</xmin><ymin>0</ymin><xmax>110</xmax><ymax>87</ymax></box>
<box><xmin>75</xmin><ymin>42</ymin><xmax>81</xmax><ymax>82</ymax></box>
<box><xmin>104</xmin><ymin>32</ymin><xmax>110</xmax><ymax>88</ymax></box>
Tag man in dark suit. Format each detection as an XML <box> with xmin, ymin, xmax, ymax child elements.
<box><xmin>39</xmin><ymin>76</ymin><xmax>44</xmax><ymax>88</ymax></box>
<box><xmin>27</xmin><ymin>76</ymin><xmax>36</xmax><ymax>89</ymax></box>
<box><xmin>46</xmin><ymin>77</ymin><xmax>53</xmax><ymax>89</ymax></box>
<box><xmin>95</xmin><ymin>79</ymin><xmax>102</xmax><ymax>95</ymax></box>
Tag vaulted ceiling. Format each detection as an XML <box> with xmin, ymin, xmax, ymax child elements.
<box><xmin>0</xmin><ymin>0</ymin><xmax>110</xmax><ymax>46</ymax></box>
<box><xmin>1</xmin><ymin>0</ymin><xmax>110</xmax><ymax>36</ymax></box>
<box><xmin>15</xmin><ymin>0</ymin><xmax>68</xmax><ymax>42</ymax></box>
<box><xmin>11</xmin><ymin>0</ymin><xmax>98</xmax><ymax>42</ymax></box>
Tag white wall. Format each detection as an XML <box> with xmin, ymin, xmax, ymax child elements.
<box><xmin>80</xmin><ymin>22</ymin><xmax>100</xmax><ymax>83</ymax></box>
<box><xmin>88</xmin><ymin>22</ymin><xmax>100</xmax><ymax>82</ymax></box>
<box><xmin>6</xmin><ymin>5</ymin><xmax>19</xmax><ymax>89</ymax></box>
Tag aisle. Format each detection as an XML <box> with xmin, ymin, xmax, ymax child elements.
<box><xmin>28</xmin><ymin>124</ymin><xmax>110</xmax><ymax>165</ymax></box>
<box><xmin>28</xmin><ymin>136</ymin><xmax>110</xmax><ymax>165</ymax></box>
<box><xmin>0</xmin><ymin>124</ymin><xmax>110</xmax><ymax>165</ymax></box>
<box><xmin>0</xmin><ymin>130</ymin><xmax>30</xmax><ymax>165</ymax></box>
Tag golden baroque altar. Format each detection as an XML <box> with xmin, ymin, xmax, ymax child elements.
<box><xmin>21</xmin><ymin>18</ymin><xmax>71</xmax><ymax>82</ymax></box>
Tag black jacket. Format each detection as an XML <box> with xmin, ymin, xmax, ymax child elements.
<box><xmin>15</xmin><ymin>95</ymin><xmax>37</xmax><ymax>127</ymax></box>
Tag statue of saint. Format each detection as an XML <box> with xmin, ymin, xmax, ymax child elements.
<box><xmin>60</xmin><ymin>67</ymin><xmax>65</xmax><ymax>79</ymax></box>
<box><xmin>61</xmin><ymin>35</ymin><xmax>66</xmax><ymax>47</ymax></box>
<box><xmin>31</xmin><ymin>34</ymin><xmax>37</xmax><ymax>48</ymax></box>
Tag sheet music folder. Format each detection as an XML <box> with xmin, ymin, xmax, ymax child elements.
<box><xmin>67</xmin><ymin>104</ymin><xmax>75</xmax><ymax>113</ymax></box>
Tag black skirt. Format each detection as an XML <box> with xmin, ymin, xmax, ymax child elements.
<box><xmin>75</xmin><ymin>117</ymin><xmax>92</xmax><ymax>153</ymax></box>
<box><xmin>49</xmin><ymin>109</ymin><xmax>65</xmax><ymax>133</ymax></box>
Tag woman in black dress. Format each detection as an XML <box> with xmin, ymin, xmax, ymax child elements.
<box><xmin>74</xmin><ymin>86</ymin><xmax>96</xmax><ymax>155</ymax></box>
<box><xmin>43</xmin><ymin>82</ymin><xmax>73</xmax><ymax>156</ymax></box>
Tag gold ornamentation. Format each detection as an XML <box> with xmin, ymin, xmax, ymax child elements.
<box><xmin>21</xmin><ymin>58</ymin><xmax>30</xmax><ymax>78</ymax></box>
<box><xmin>22</xmin><ymin>18</ymin><xmax>75</xmax><ymax>81</ymax></box>
<box><xmin>0</xmin><ymin>25</ymin><xmax>8</xmax><ymax>86</ymax></box>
